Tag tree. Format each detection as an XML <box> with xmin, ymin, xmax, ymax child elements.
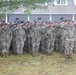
<box><xmin>0</xmin><ymin>0</ymin><xmax>54</xmax><ymax>15</ymax></box>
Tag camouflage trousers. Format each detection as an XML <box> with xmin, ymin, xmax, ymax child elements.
<box><xmin>74</xmin><ymin>39</ymin><xmax>76</xmax><ymax>53</ymax></box>
<box><xmin>27</xmin><ymin>37</ymin><xmax>32</xmax><ymax>54</ymax></box>
<box><xmin>0</xmin><ymin>39</ymin><xmax>11</xmax><ymax>54</ymax></box>
<box><xmin>23</xmin><ymin>31</ymin><xmax>28</xmax><ymax>52</ymax></box>
<box><xmin>59</xmin><ymin>37</ymin><xmax>65</xmax><ymax>53</ymax></box>
<box><xmin>12</xmin><ymin>38</ymin><xmax>24</xmax><ymax>55</ymax></box>
<box><xmin>45</xmin><ymin>37</ymin><xmax>54</xmax><ymax>54</ymax></box>
<box><xmin>40</xmin><ymin>36</ymin><xmax>46</xmax><ymax>53</ymax></box>
<box><xmin>54</xmin><ymin>37</ymin><xmax>60</xmax><ymax>51</ymax></box>
<box><xmin>64</xmin><ymin>38</ymin><xmax>74</xmax><ymax>58</ymax></box>
<box><xmin>40</xmin><ymin>35</ymin><xmax>54</xmax><ymax>54</ymax></box>
<box><xmin>32</xmin><ymin>36</ymin><xmax>41</xmax><ymax>55</ymax></box>
<box><xmin>0</xmin><ymin>41</ymin><xmax>1</xmax><ymax>53</ymax></box>
<box><xmin>24</xmin><ymin>36</ymin><xmax>28</xmax><ymax>52</ymax></box>
<box><xmin>50</xmin><ymin>38</ymin><xmax>55</xmax><ymax>53</ymax></box>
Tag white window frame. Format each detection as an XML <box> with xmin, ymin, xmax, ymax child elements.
<box><xmin>73</xmin><ymin>0</ymin><xmax>76</xmax><ymax>5</ymax></box>
<box><xmin>5</xmin><ymin>14</ymin><xmax>8</xmax><ymax>23</ymax></box>
<box><xmin>54</xmin><ymin>0</ymin><xmax>68</xmax><ymax>5</ymax></box>
<box><xmin>27</xmin><ymin>16</ymin><xmax>30</xmax><ymax>21</ymax></box>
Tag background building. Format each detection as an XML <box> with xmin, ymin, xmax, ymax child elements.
<box><xmin>1</xmin><ymin>0</ymin><xmax>76</xmax><ymax>23</ymax></box>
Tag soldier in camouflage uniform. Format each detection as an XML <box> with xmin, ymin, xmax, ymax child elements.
<box><xmin>0</xmin><ymin>24</ymin><xmax>12</xmax><ymax>57</ymax></box>
<box><xmin>64</xmin><ymin>21</ymin><xmax>75</xmax><ymax>58</ymax></box>
<box><xmin>0</xmin><ymin>22</ymin><xmax>3</xmax><ymax>53</ymax></box>
<box><xmin>31</xmin><ymin>21</ymin><xmax>41</xmax><ymax>56</ymax></box>
<box><xmin>23</xmin><ymin>21</ymin><xmax>33</xmax><ymax>54</ymax></box>
<box><xmin>44</xmin><ymin>23</ymin><xmax>54</xmax><ymax>55</ymax></box>
<box><xmin>12</xmin><ymin>25</ymin><xmax>26</xmax><ymax>57</ymax></box>
<box><xmin>73</xmin><ymin>23</ymin><xmax>76</xmax><ymax>53</ymax></box>
<box><xmin>53</xmin><ymin>22</ymin><xmax>61</xmax><ymax>52</ymax></box>
<box><xmin>40</xmin><ymin>23</ymin><xmax>46</xmax><ymax>53</ymax></box>
<box><xmin>59</xmin><ymin>22</ymin><xmax>66</xmax><ymax>53</ymax></box>
<box><xmin>9</xmin><ymin>21</ymin><xmax>17</xmax><ymax>30</ymax></box>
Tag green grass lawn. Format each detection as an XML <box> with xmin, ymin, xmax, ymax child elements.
<box><xmin>0</xmin><ymin>52</ymin><xmax>76</xmax><ymax>75</ymax></box>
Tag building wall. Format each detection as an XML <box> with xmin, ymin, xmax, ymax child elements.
<box><xmin>51</xmin><ymin>14</ymin><xmax>73</xmax><ymax>21</ymax></box>
<box><xmin>68</xmin><ymin>0</ymin><xmax>74</xmax><ymax>5</ymax></box>
<box><xmin>29</xmin><ymin>14</ymin><xmax>50</xmax><ymax>22</ymax></box>
<box><xmin>8</xmin><ymin>14</ymin><xmax>28</xmax><ymax>22</ymax></box>
<box><xmin>2</xmin><ymin>14</ymin><xmax>75</xmax><ymax>23</ymax></box>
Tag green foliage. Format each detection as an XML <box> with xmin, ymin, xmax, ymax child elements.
<box><xmin>24</xmin><ymin>10</ymin><xmax>31</xmax><ymax>16</ymax></box>
<box><xmin>0</xmin><ymin>0</ymin><xmax>54</xmax><ymax>15</ymax></box>
<box><xmin>0</xmin><ymin>14</ymin><xmax>3</xmax><ymax>19</ymax></box>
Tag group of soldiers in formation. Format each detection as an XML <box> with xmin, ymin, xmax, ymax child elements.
<box><xmin>0</xmin><ymin>19</ymin><xmax>76</xmax><ymax>59</ymax></box>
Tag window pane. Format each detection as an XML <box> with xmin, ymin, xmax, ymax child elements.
<box><xmin>57</xmin><ymin>0</ymin><xmax>60</xmax><ymax>4</ymax></box>
<box><xmin>61</xmin><ymin>0</ymin><xmax>66</xmax><ymax>4</ymax></box>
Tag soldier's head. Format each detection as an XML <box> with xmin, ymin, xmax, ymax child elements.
<box><xmin>9</xmin><ymin>22</ymin><xmax>12</xmax><ymax>25</ymax></box>
<box><xmin>21</xmin><ymin>23</ymin><xmax>25</xmax><ymax>26</ymax></box>
<box><xmin>16</xmin><ymin>26</ymin><xmax>22</xmax><ymax>29</ymax></box>
<box><xmin>36</xmin><ymin>16</ymin><xmax>41</xmax><ymax>20</ymax></box>
<box><xmin>0</xmin><ymin>21</ymin><xmax>3</xmax><ymax>25</ymax></box>
<box><xmin>33</xmin><ymin>20</ymin><xmax>37</xmax><ymax>26</ymax></box>
<box><xmin>16</xmin><ymin>18</ymin><xmax>19</xmax><ymax>20</ymax></box>
<box><xmin>2</xmin><ymin>25</ymin><xmax>9</xmax><ymax>29</ymax></box>
<box><xmin>21</xmin><ymin>21</ymin><xmax>24</xmax><ymax>24</ymax></box>
<box><xmin>26</xmin><ymin>21</ymin><xmax>29</xmax><ymax>23</ymax></box>
<box><xmin>26</xmin><ymin>21</ymin><xmax>30</xmax><ymax>25</ymax></box>
<box><xmin>1</xmin><ymin>19</ymin><xmax>5</xmax><ymax>23</ymax></box>
<box><xmin>68</xmin><ymin>21</ymin><xmax>74</xmax><ymax>26</ymax></box>
<box><xmin>48</xmin><ymin>23</ymin><xmax>53</xmax><ymax>27</ymax></box>
<box><xmin>39</xmin><ymin>22</ymin><xmax>43</xmax><ymax>26</ymax></box>
<box><xmin>1</xmin><ymin>20</ymin><xmax>7</xmax><ymax>26</ymax></box>
<box><xmin>12</xmin><ymin>21</ymin><xmax>17</xmax><ymax>25</ymax></box>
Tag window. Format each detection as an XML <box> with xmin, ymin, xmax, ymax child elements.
<box><xmin>61</xmin><ymin>0</ymin><xmax>66</xmax><ymax>4</ymax></box>
<box><xmin>54</xmin><ymin>0</ymin><xmax>68</xmax><ymax>5</ymax></box>
<box><xmin>57</xmin><ymin>0</ymin><xmax>61</xmax><ymax>4</ymax></box>
<box><xmin>73</xmin><ymin>0</ymin><xmax>76</xmax><ymax>5</ymax></box>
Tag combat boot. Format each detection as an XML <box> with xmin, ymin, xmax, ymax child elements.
<box><xmin>46</xmin><ymin>52</ymin><xmax>53</xmax><ymax>56</ymax></box>
<box><xmin>18</xmin><ymin>54</ymin><xmax>21</xmax><ymax>57</ymax></box>
<box><xmin>3</xmin><ymin>53</ymin><xmax>6</xmax><ymax>58</ymax></box>
<box><xmin>32</xmin><ymin>52</ymin><xmax>36</xmax><ymax>57</ymax></box>
<box><xmin>69</xmin><ymin>54</ymin><xmax>73</xmax><ymax>59</ymax></box>
<box><xmin>65</xmin><ymin>55</ymin><xmax>69</xmax><ymax>59</ymax></box>
<box><xmin>5</xmin><ymin>53</ymin><xmax>8</xmax><ymax>58</ymax></box>
<box><xmin>35</xmin><ymin>51</ymin><xmax>39</xmax><ymax>56</ymax></box>
<box><xmin>74</xmin><ymin>50</ymin><xmax>76</xmax><ymax>54</ymax></box>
